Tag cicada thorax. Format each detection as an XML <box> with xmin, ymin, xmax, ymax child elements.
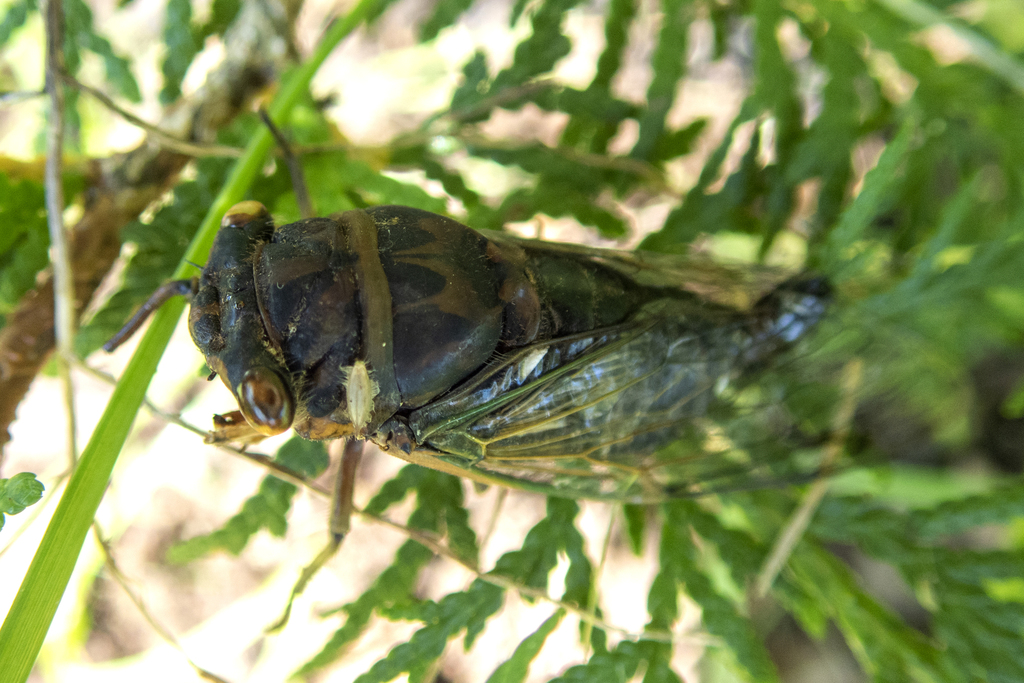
<box><xmin>189</xmin><ymin>202</ymin><xmax>650</xmax><ymax>442</ymax></box>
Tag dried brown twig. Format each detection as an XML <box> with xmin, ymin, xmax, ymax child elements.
<box><xmin>63</xmin><ymin>73</ymin><xmax>245</xmax><ymax>159</ymax></box>
<box><xmin>42</xmin><ymin>0</ymin><xmax>77</xmax><ymax>465</ymax></box>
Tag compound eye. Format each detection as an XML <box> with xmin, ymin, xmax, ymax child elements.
<box><xmin>237</xmin><ymin>367</ymin><xmax>294</xmax><ymax>436</ymax></box>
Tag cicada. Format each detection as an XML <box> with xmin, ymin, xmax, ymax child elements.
<box><xmin>111</xmin><ymin>201</ymin><xmax>829</xmax><ymax>504</ymax></box>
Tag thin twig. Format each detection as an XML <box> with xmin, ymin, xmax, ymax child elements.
<box><xmin>480</xmin><ymin>486</ymin><xmax>508</xmax><ymax>552</ymax></box>
<box><xmin>755</xmin><ymin>358</ymin><xmax>865</xmax><ymax>597</ymax></box>
<box><xmin>0</xmin><ymin>90</ymin><xmax>44</xmax><ymax>105</ymax></box>
<box><xmin>61</xmin><ymin>72</ymin><xmax>245</xmax><ymax>158</ymax></box>
<box><xmin>582</xmin><ymin>508</ymin><xmax>617</xmax><ymax>654</ymax></box>
<box><xmin>91</xmin><ymin>522</ymin><xmax>233</xmax><ymax>683</ymax></box>
<box><xmin>42</xmin><ymin>0</ymin><xmax>76</xmax><ymax>466</ymax></box>
<box><xmin>258</xmin><ymin>108</ymin><xmax>314</xmax><ymax>218</ymax></box>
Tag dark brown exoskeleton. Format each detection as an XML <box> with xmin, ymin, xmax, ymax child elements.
<box><xmin>111</xmin><ymin>201</ymin><xmax>829</xmax><ymax>503</ymax></box>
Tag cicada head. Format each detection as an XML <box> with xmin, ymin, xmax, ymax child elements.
<box><xmin>189</xmin><ymin>201</ymin><xmax>296</xmax><ymax>437</ymax></box>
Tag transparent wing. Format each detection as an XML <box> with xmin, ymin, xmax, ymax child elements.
<box><xmin>480</xmin><ymin>230</ymin><xmax>791</xmax><ymax>310</ymax></box>
<box><xmin>405</xmin><ymin>297</ymin><xmax>827</xmax><ymax>502</ymax></box>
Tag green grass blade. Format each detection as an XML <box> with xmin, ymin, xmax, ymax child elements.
<box><xmin>0</xmin><ymin>2</ymin><xmax>379</xmax><ymax>680</ymax></box>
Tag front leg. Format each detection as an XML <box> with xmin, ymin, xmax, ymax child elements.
<box><xmin>376</xmin><ymin>416</ymin><xmax>416</xmax><ymax>455</ymax></box>
<box><xmin>204</xmin><ymin>410</ymin><xmax>268</xmax><ymax>445</ymax></box>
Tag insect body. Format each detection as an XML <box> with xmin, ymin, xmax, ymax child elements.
<box><xmin>151</xmin><ymin>202</ymin><xmax>829</xmax><ymax>501</ymax></box>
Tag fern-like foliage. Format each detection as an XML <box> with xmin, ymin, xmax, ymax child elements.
<box><xmin>0</xmin><ymin>174</ymin><xmax>48</xmax><ymax>325</ymax></box>
<box><xmin>6</xmin><ymin>0</ymin><xmax>1024</xmax><ymax>681</ymax></box>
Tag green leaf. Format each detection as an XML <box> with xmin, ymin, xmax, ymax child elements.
<box><xmin>298</xmin><ymin>538</ymin><xmax>436</xmax><ymax>674</ymax></box>
<box><xmin>788</xmin><ymin>21</ymin><xmax>867</xmax><ymax>233</ymax></box>
<box><xmin>485</xmin><ymin>609</ymin><xmax>565</xmax><ymax>683</ymax></box>
<box><xmin>630</xmin><ymin>0</ymin><xmax>688</xmax><ymax>162</ymax></box>
<box><xmin>353</xmin><ymin>579</ymin><xmax>505</xmax><ymax>683</ymax></box>
<box><xmin>64</xmin><ymin>0</ymin><xmax>141</xmax><ymax>102</ymax></box>
<box><xmin>420</xmin><ymin>0</ymin><xmax>474</xmax><ymax>42</ymax></box>
<box><xmin>639</xmin><ymin>641</ymin><xmax>683</xmax><ymax>683</ymax></box>
<box><xmin>658</xmin><ymin>502</ymin><xmax>780</xmax><ymax>682</ymax></box>
<box><xmin>652</xmin><ymin>119</ymin><xmax>707</xmax><ymax>163</ymax></box>
<box><xmin>784</xmin><ymin>546</ymin><xmax>949</xmax><ymax>681</ymax></box>
<box><xmin>275</xmin><ymin>434</ymin><xmax>332</xmax><ymax>478</ymax></box>
<box><xmin>0</xmin><ymin>174</ymin><xmax>48</xmax><ymax>315</ymax></box>
<box><xmin>641</xmin><ymin>107</ymin><xmax>758</xmax><ymax>251</ymax></box>
<box><xmin>492</xmin><ymin>497</ymin><xmax>589</xmax><ymax>599</ymax></box>
<box><xmin>559</xmin><ymin>0</ymin><xmax>636</xmax><ymax>153</ymax></box>
<box><xmin>622</xmin><ymin>504</ymin><xmax>646</xmax><ymax>556</ymax></box>
<box><xmin>364</xmin><ymin>0</ymin><xmax>400</xmax><ymax>24</ymax></box>
<box><xmin>589</xmin><ymin>0</ymin><xmax>634</xmax><ymax>93</ymax></box>
<box><xmin>0</xmin><ymin>472</ymin><xmax>45</xmax><ymax>520</ymax></box>
<box><xmin>0</xmin><ymin>0</ymin><xmax>34</xmax><ymax>49</ymax></box>
<box><xmin>749</xmin><ymin>0</ymin><xmax>802</xmax><ymax>254</ymax></box>
<box><xmin>509</xmin><ymin>0</ymin><xmax>529</xmax><ymax>26</ymax></box>
<box><xmin>1001</xmin><ymin>378</ymin><xmax>1024</xmax><ymax>419</ymax></box>
<box><xmin>451</xmin><ymin>50</ymin><xmax>490</xmax><ymax>115</ymax></box>
<box><xmin>915</xmin><ymin>486</ymin><xmax>1024</xmax><ymax>539</ymax></box>
<box><xmin>808</xmin><ymin>492</ymin><xmax>1024</xmax><ymax>680</ymax></box>
<box><xmin>199</xmin><ymin>0</ymin><xmax>240</xmax><ymax>39</ymax></box>
<box><xmin>300</xmin><ymin>468</ymin><xmax>477</xmax><ymax>674</ymax></box>
<box><xmin>160</xmin><ymin>0</ymin><xmax>199</xmax><ymax>104</ymax></box>
<box><xmin>548</xmin><ymin>640</ymin><xmax>642</xmax><ymax>682</ymax></box>
<box><xmin>472</xmin><ymin>144</ymin><xmax>630</xmax><ymax>235</ymax></box>
<box><xmin>333</xmin><ymin>497</ymin><xmax>590</xmax><ymax>681</ymax></box>
<box><xmin>362</xmin><ymin>464</ymin><xmax>425</xmax><ymax>516</ymax></box>
<box><xmin>409</xmin><ymin>469</ymin><xmax>479</xmax><ymax>564</ymax></box>
<box><xmin>490</xmin><ymin>0</ymin><xmax>583</xmax><ymax>96</ymax></box>
<box><xmin>413</xmin><ymin>153</ymin><xmax>485</xmax><ymax>213</ymax></box>
<box><xmin>823</xmin><ymin>114</ymin><xmax>917</xmax><ymax>276</ymax></box>
<box><xmin>930</xmin><ymin>549</ymin><xmax>1024</xmax><ymax>683</ymax></box>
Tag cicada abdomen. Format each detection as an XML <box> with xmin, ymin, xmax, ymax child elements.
<box><xmin>401</xmin><ymin>276</ymin><xmax>829</xmax><ymax>500</ymax></box>
<box><xmin>186</xmin><ymin>202</ymin><xmax>829</xmax><ymax>500</ymax></box>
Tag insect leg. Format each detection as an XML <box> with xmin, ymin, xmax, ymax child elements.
<box><xmin>204</xmin><ymin>410</ymin><xmax>268</xmax><ymax>445</ymax></box>
<box><xmin>330</xmin><ymin>438</ymin><xmax>364</xmax><ymax>541</ymax></box>
<box><xmin>103</xmin><ymin>278</ymin><xmax>196</xmax><ymax>352</ymax></box>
